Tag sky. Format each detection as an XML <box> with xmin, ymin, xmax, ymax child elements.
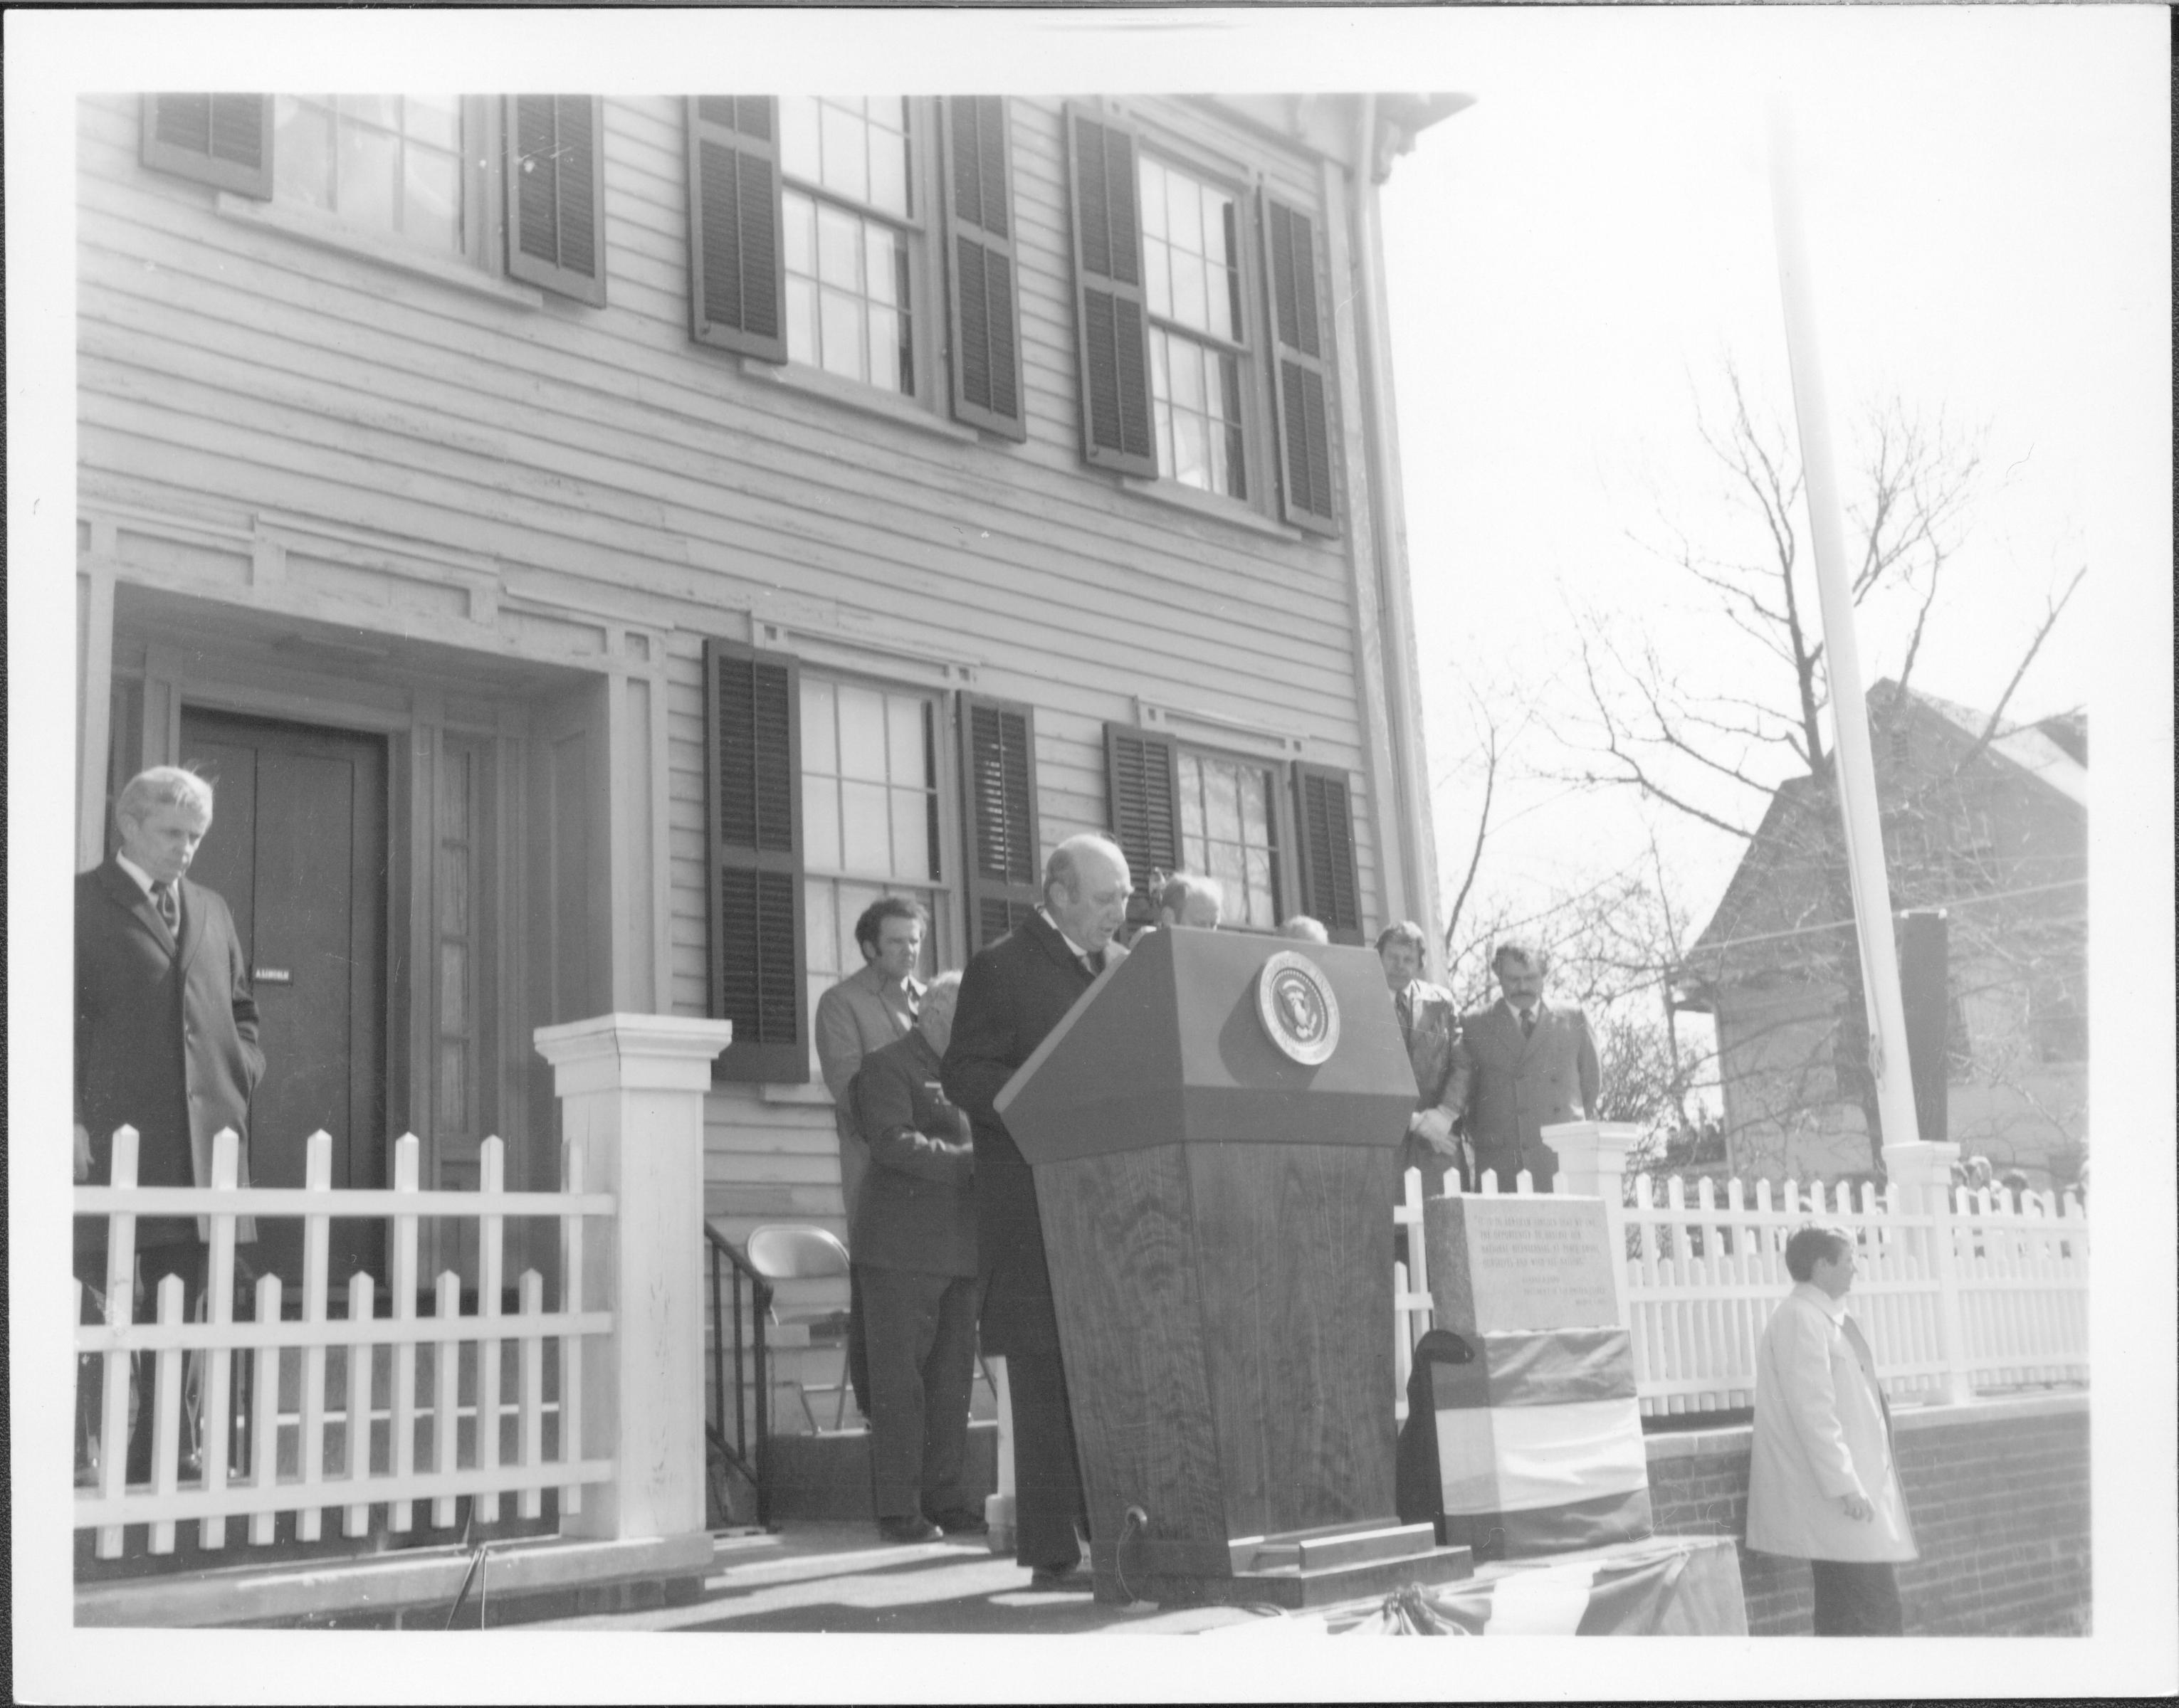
<box><xmin>1377</xmin><ymin>6</ymin><xmax>2168</xmax><ymax>947</ymax></box>
<box><xmin>8</xmin><ymin>10</ymin><xmax>2173</xmax><ymax>1701</ymax></box>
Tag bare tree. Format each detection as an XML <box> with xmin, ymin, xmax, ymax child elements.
<box><xmin>1554</xmin><ymin>365</ymin><xmax>2082</xmax><ymax>1181</ymax></box>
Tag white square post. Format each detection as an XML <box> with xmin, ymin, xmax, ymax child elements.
<box><xmin>1883</xmin><ymin>1138</ymin><xmax>1972</xmax><ymax>1406</ymax></box>
<box><xmin>535</xmin><ymin>1013</ymin><xmax>732</xmax><ymax>1541</ymax></box>
<box><xmin>1544</xmin><ymin>1119</ymin><xmax>1642</xmax><ymax>1332</ymax></box>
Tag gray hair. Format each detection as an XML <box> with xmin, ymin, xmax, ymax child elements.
<box><xmin>1045</xmin><ymin>833</ymin><xmax>1126</xmax><ymax>902</ymax></box>
<box><xmin>1279</xmin><ymin>915</ymin><xmax>1330</xmax><ymax>944</ymax></box>
<box><xmin>921</xmin><ymin>969</ymin><xmax>964</xmax><ymax>1007</ymax></box>
<box><xmin>1157</xmin><ymin>870</ymin><xmax>1223</xmax><ymax>919</ymax></box>
<box><xmin>116</xmin><ymin>765</ymin><xmax>214</xmax><ymax>825</ymax></box>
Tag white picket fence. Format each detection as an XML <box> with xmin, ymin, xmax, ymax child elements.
<box><xmin>1394</xmin><ymin>1128</ymin><xmax>2089</xmax><ymax>1420</ymax></box>
<box><xmin>73</xmin><ymin>1125</ymin><xmax>614</xmax><ymax>1558</ymax></box>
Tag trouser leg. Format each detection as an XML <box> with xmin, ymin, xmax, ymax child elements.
<box><xmin>1006</xmin><ymin>1349</ymin><xmax>1086</xmax><ymax>1570</ymax></box>
<box><xmin>127</xmin><ymin>1244</ymin><xmax>209</xmax><ymax>1483</ymax></box>
<box><xmin>846</xmin><ymin>1265</ymin><xmax>872</xmax><ymax>1421</ymax></box>
<box><xmin>1810</xmin><ymin>1559</ymin><xmax>1904</xmax><ymax>1635</ymax></box>
<box><xmin>863</xmin><ymin>1266</ymin><xmax>943</xmax><ymax>1519</ymax></box>
<box><xmin>917</xmin><ymin>1277</ymin><xmax>979</xmax><ymax>1517</ymax></box>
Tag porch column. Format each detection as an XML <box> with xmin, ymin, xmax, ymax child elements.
<box><xmin>535</xmin><ymin>1012</ymin><xmax>732</xmax><ymax>1542</ymax></box>
<box><xmin>1884</xmin><ymin>1137</ymin><xmax>1973</xmax><ymax>1406</ymax></box>
<box><xmin>1546</xmin><ymin>1120</ymin><xmax>1642</xmax><ymax>1331</ymax></box>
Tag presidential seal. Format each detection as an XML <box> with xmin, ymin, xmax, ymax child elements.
<box><xmin>1256</xmin><ymin>949</ymin><xmax>1340</xmax><ymax>1065</ymax></box>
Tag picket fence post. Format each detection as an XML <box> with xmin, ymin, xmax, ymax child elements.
<box><xmin>534</xmin><ymin>1013</ymin><xmax>733</xmax><ymax>1544</ymax></box>
<box><xmin>1883</xmin><ymin>1139</ymin><xmax>1972</xmax><ymax>1405</ymax></box>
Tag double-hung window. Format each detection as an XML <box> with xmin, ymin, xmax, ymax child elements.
<box><xmin>780</xmin><ymin>98</ymin><xmax>917</xmax><ymax>396</ymax></box>
<box><xmin>1066</xmin><ymin>102</ymin><xmax>1341</xmax><ymax>533</ymax></box>
<box><xmin>140</xmin><ymin>93</ymin><xmax>609</xmax><ymax>305</ymax></box>
<box><xmin>1176</xmin><ymin>750</ymin><xmax>1280</xmax><ymax>929</ymax></box>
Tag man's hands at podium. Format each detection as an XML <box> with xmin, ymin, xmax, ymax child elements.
<box><xmin>1409</xmin><ymin>1105</ymin><xmax>1462</xmax><ymax>1157</ymax></box>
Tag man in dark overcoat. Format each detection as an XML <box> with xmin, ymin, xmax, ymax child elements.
<box><xmin>75</xmin><ymin>765</ymin><xmax>263</xmax><ymax>1479</ymax></box>
<box><xmin>1446</xmin><ymin>939</ymin><xmax>1600</xmax><ymax>1193</ymax></box>
<box><xmin>851</xmin><ymin>971</ymin><xmax>982</xmax><ymax>1544</ymax></box>
<box><xmin>941</xmin><ymin>832</ymin><xmax>1131</xmax><ymax>1590</ymax></box>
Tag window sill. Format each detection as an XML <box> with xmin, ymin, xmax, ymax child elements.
<box><xmin>1118</xmin><ymin>475</ymin><xmax>1308</xmax><ymax>542</ymax></box>
<box><xmin>214</xmin><ymin>194</ymin><xmax>547</xmax><ymax>310</ymax></box>
<box><xmin>737</xmin><ymin>357</ymin><xmax>982</xmax><ymax>445</ymax></box>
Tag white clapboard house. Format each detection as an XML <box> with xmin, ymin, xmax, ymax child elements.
<box><xmin>75</xmin><ymin>91</ymin><xmax>1460</xmax><ymax>1350</ymax></box>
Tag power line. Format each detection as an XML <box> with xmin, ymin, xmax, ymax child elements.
<box><xmin>1681</xmin><ymin>877</ymin><xmax>2086</xmax><ymax>964</ymax></box>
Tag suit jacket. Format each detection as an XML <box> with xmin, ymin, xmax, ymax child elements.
<box><xmin>851</xmin><ymin>1029</ymin><xmax>976</xmax><ymax>1277</ymax></box>
<box><xmin>1746</xmin><ymin>1285</ymin><xmax>1917</xmax><ymax>1563</ymax></box>
<box><xmin>75</xmin><ymin>860</ymin><xmax>263</xmax><ymax>1255</ymax></box>
<box><xmin>1392</xmin><ymin>978</ymin><xmax>1463</xmax><ymax>1197</ymax></box>
<box><xmin>1446</xmin><ymin>997</ymin><xmax>1599</xmax><ymax>1189</ymax></box>
<box><xmin>814</xmin><ymin>961</ymin><xmax>923</xmax><ymax>1221</ymax></box>
<box><xmin>940</xmin><ymin>911</ymin><xmax>1124</xmax><ymax>1356</ymax></box>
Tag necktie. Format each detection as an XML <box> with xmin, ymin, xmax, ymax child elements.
<box><xmin>1396</xmin><ymin>988</ymin><xmax>1415</xmax><ymax>1046</ymax></box>
<box><xmin>1519</xmin><ymin>1006</ymin><xmax>1535</xmax><ymax>1039</ymax></box>
<box><xmin>152</xmin><ymin>879</ymin><xmax>179</xmax><ymax>934</ymax></box>
<box><xmin>1078</xmin><ymin>951</ymin><xmax>1101</xmax><ymax>980</ymax></box>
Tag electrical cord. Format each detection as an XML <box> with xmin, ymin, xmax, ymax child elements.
<box><xmin>1114</xmin><ymin>1504</ymin><xmax>1147</xmax><ymax>1606</ymax></box>
<box><xmin>443</xmin><ymin>1504</ymin><xmax>493</xmax><ymax>1630</ymax></box>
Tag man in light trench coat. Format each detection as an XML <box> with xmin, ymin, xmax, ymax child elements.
<box><xmin>1746</xmin><ymin>1224</ymin><xmax>1918</xmax><ymax>1634</ymax></box>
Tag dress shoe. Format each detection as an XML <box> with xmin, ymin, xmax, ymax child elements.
<box><xmin>1027</xmin><ymin>1560</ymin><xmax>1094</xmax><ymax>1591</ymax></box>
<box><xmin>926</xmin><ymin>1507</ymin><xmax>989</xmax><ymax>1536</ymax></box>
<box><xmin>877</xmin><ymin>1514</ymin><xmax>941</xmax><ymax>1544</ymax></box>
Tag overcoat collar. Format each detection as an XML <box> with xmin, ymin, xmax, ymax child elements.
<box><xmin>1023</xmin><ymin>909</ymin><xmax>1102</xmax><ymax>984</ymax></box>
<box><xmin>96</xmin><ymin>858</ymin><xmax>178</xmax><ymax>957</ymax></box>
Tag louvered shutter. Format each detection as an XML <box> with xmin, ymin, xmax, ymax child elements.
<box><xmin>140</xmin><ymin>95</ymin><xmax>273</xmax><ymax>199</ymax></box>
<box><xmin>505</xmin><ymin>95</ymin><xmax>607</xmax><ymax>306</ymax></box>
<box><xmin>687</xmin><ymin>97</ymin><xmax>787</xmax><ymax>363</ymax></box>
<box><xmin>1261</xmin><ymin>194</ymin><xmax>1340</xmax><ymax>534</ymax></box>
<box><xmin>1064</xmin><ymin>105</ymin><xmax>1156</xmax><ymax>476</ymax></box>
<box><xmin>940</xmin><ymin>97</ymin><xmax>1027</xmax><ymax>441</ymax></box>
<box><xmin>705</xmin><ymin>638</ymin><xmax>808</xmax><ymax>1082</ymax></box>
<box><xmin>958</xmin><ymin>694</ymin><xmax>1044</xmax><ymax>951</ymax></box>
<box><xmin>1292</xmin><ymin>761</ymin><xmax>1362</xmax><ymax>944</ymax></box>
<box><xmin>1103</xmin><ymin>723</ymin><xmax>1182</xmax><ymax>910</ymax></box>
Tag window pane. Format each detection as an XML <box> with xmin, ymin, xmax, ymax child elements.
<box><xmin>341</xmin><ymin>93</ymin><xmax>400</xmax><ymax>130</ymax></box>
<box><xmin>780</xmin><ymin>97</ymin><xmax>822</xmax><ymax>182</ymax></box>
<box><xmin>1139</xmin><ymin>158</ymin><xmax>1167</xmax><ymax>239</ymax></box>
<box><xmin>1244</xmin><ymin>848</ymin><xmax>1275</xmax><ymax>927</ymax></box>
<box><xmin>1178</xmin><ymin>754</ymin><xmax>1206</xmax><ymax>841</ymax></box>
<box><xmin>804</xmin><ymin>878</ymin><xmax>842</xmax><ymax>979</ymax></box>
<box><xmin>820</xmin><ymin>100</ymin><xmax>869</xmax><ymax>204</ymax></box>
<box><xmin>1239</xmin><ymin>766</ymin><xmax>1269</xmax><ymax>845</ymax></box>
<box><xmin>1206</xmin><ymin>765</ymin><xmax>1242</xmax><ymax>844</ymax></box>
<box><xmin>817</xmin><ymin>203</ymin><xmax>861</xmax><ymax>288</ymax></box>
<box><xmin>404</xmin><ymin>147</ymin><xmax>461</xmax><ymax>251</ymax></box>
<box><xmin>864</xmin><ymin>223</ymin><xmax>901</xmax><ymax>306</ymax></box>
<box><xmin>337</xmin><ymin>122</ymin><xmax>400</xmax><ymax>231</ymax></box>
<box><xmin>837</xmin><ymin>685</ymin><xmax>887</xmax><ymax>780</ymax></box>
<box><xmin>274</xmin><ymin>97</ymin><xmax>335</xmax><ymax>211</ymax></box>
<box><xmin>1171</xmin><ymin>336</ymin><xmax>1204</xmax><ymax>412</ymax></box>
<box><xmin>887</xmin><ymin>695</ymin><xmax>927</xmax><ymax>784</ymax></box>
<box><xmin>868</xmin><ymin>122</ymin><xmax>909</xmax><ymax>220</ymax></box>
<box><xmin>867</xmin><ymin>307</ymin><xmax>901</xmax><ymax>393</ymax></box>
<box><xmin>405</xmin><ymin>95</ymin><xmax>459</xmax><ymax>151</ymax></box>
<box><xmin>841</xmin><ymin>780</ymin><xmax>891</xmax><ymax>873</ymax></box>
<box><xmin>820</xmin><ymin>290</ymin><xmax>863</xmax><ymax>379</ymax></box>
<box><xmin>803</xmin><ymin>773</ymin><xmax>841</xmax><ymax>870</ymax></box>
<box><xmin>1207</xmin><ymin>837</ymin><xmax>1246</xmax><ymax>902</ymax></box>
<box><xmin>1172</xmin><ymin>410</ymin><xmax>1206</xmax><ymax>490</ymax></box>
<box><xmin>889</xmin><ymin>787</ymin><xmax>928</xmax><ymax>878</ymax></box>
<box><xmin>784</xmin><ymin>191</ymin><xmax>817</xmax><ymax>277</ymax></box>
<box><xmin>786</xmin><ymin>278</ymin><xmax>817</xmax><ymax>367</ymax></box>
<box><xmin>1171</xmin><ymin>241</ymin><xmax>1207</xmax><ymax>337</ymax></box>
<box><xmin>802</xmin><ymin>678</ymin><xmax>839</xmax><ymax>771</ymax></box>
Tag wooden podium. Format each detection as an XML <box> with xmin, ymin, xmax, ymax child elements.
<box><xmin>997</xmin><ymin>928</ymin><xmax>1474</xmax><ymax>1606</ymax></box>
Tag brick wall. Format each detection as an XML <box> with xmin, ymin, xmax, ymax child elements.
<box><xmin>1644</xmin><ymin>1393</ymin><xmax>2090</xmax><ymax>1635</ymax></box>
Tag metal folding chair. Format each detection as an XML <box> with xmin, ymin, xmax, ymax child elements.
<box><xmin>744</xmin><ymin>1225</ymin><xmax>855</xmax><ymax>1433</ymax></box>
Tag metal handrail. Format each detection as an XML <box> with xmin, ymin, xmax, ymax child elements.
<box><xmin>704</xmin><ymin>1221</ymin><xmax>773</xmax><ymax>1528</ymax></box>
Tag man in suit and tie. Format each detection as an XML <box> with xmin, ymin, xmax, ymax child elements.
<box><xmin>942</xmin><ymin>833</ymin><xmax>1131</xmax><ymax>1591</ymax></box>
<box><xmin>1377</xmin><ymin>921</ymin><xmax>1466</xmax><ymax>1215</ymax></box>
<box><xmin>75</xmin><ymin>765</ymin><xmax>264</xmax><ymax>1482</ymax></box>
<box><xmin>814</xmin><ymin>897</ymin><xmax>929</xmax><ymax>1421</ymax></box>
<box><xmin>851</xmin><ymin>971</ymin><xmax>983</xmax><ymax>1544</ymax></box>
<box><xmin>1446</xmin><ymin>939</ymin><xmax>1600</xmax><ymax>1193</ymax></box>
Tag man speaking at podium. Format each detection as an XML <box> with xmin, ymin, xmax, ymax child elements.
<box><xmin>942</xmin><ymin>833</ymin><xmax>1132</xmax><ymax>1590</ymax></box>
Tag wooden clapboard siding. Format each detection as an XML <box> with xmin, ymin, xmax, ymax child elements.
<box><xmin>77</xmin><ymin>90</ymin><xmax>1400</xmax><ymax>1222</ymax></box>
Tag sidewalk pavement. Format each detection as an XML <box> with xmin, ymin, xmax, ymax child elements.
<box><xmin>521</xmin><ymin>1522</ymin><xmax>1301</xmax><ymax>1635</ymax></box>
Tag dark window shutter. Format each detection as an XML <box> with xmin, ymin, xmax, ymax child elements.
<box><xmin>140</xmin><ymin>95</ymin><xmax>273</xmax><ymax>199</ymax></box>
<box><xmin>505</xmin><ymin>95</ymin><xmax>607</xmax><ymax>307</ymax></box>
<box><xmin>1293</xmin><ymin>761</ymin><xmax>1362</xmax><ymax>944</ymax></box>
<box><xmin>1064</xmin><ymin>105</ymin><xmax>1155</xmax><ymax>477</ymax></box>
<box><xmin>959</xmin><ymin>694</ymin><xmax>1044</xmax><ymax>951</ymax></box>
<box><xmin>705</xmin><ymin>638</ymin><xmax>807</xmax><ymax>1081</ymax></box>
<box><xmin>1261</xmin><ymin>194</ymin><xmax>1340</xmax><ymax>534</ymax></box>
<box><xmin>940</xmin><ymin>97</ymin><xmax>1027</xmax><ymax>441</ymax></box>
<box><xmin>1103</xmin><ymin>723</ymin><xmax>1182</xmax><ymax>907</ymax></box>
<box><xmin>687</xmin><ymin>97</ymin><xmax>787</xmax><ymax>363</ymax></box>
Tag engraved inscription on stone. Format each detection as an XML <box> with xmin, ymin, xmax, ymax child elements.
<box><xmin>1422</xmin><ymin>1195</ymin><xmax>1619</xmax><ymax>1334</ymax></box>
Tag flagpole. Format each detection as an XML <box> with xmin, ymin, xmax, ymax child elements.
<box><xmin>1765</xmin><ymin>98</ymin><xmax>1924</xmax><ymax>1164</ymax></box>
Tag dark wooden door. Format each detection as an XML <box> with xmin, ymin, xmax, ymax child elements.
<box><xmin>179</xmin><ymin>710</ymin><xmax>389</xmax><ymax>1290</ymax></box>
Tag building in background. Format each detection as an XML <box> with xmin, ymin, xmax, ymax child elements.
<box><xmin>1678</xmin><ymin>680</ymin><xmax>2086</xmax><ymax>1187</ymax></box>
<box><xmin>76</xmin><ymin>92</ymin><xmax>1461</xmax><ymax>1321</ymax></box>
